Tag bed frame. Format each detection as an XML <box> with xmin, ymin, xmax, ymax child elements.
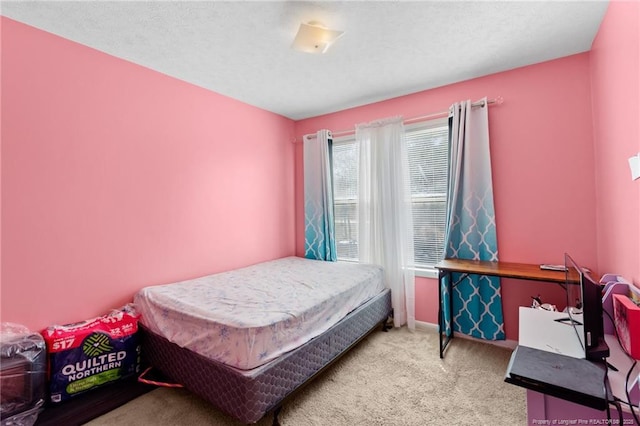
<box><xmin>139</xmin><ymin>288</ymin><xmax>392</xmax><ymax>425</ymax></box>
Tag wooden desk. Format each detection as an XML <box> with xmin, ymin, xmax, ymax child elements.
<box><xmin>435</xmin><ymin>259</ymin><xmax>567</xmax><ymax>358</ymax></box>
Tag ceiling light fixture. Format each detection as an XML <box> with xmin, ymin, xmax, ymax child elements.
<box><xmin>291</xmin><ymin>21</ymin><xmax>344</xmax><ymax>54</ymax></box>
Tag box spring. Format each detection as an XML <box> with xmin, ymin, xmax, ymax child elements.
<box><xmin>140</xmin><ymin>288</ymin><xmax>391</xmax><ymax>424</ymax></box>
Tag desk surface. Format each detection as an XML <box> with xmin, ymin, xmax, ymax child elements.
<box><xmin>518</xmin><ymin>307</ymin><xmax>584</xmax><ymax>359</ymax></box>
<box><xmin>516</xmin><ymin>308</ymin><xmax>640</xmax><ymax>410</ymax></box>
<box><xmin>506</xmin><ymin>307</ymin><xmax>608</xmax><ymax>411</ymax></box>
<box><xmin>506</xmin><ymin>345</ymin><xmax>607</xmax><ymax>410</ymax></box>
<box><xmin>435</xmin><ymin>258</ymin><xmax>567</xmax><ymax>283</ymax></box>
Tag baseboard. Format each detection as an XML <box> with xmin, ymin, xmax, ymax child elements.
<box><xmin>415</xmin><ymin>320</ymin><xmax>517</xmax><ymax>350</ymax></box>
<box><xmin>415</xmin><ymin>320</ymin><xmax>438</xmax><ymax>333</ymax></box>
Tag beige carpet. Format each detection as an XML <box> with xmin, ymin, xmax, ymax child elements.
<box><xmin>84</xmin><ymin>327</ymin><xmax>526</xmax><ymax>426</ymax></box>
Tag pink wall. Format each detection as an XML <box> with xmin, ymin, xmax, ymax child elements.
<box><xmin>1</xmin><ymin>18</ymin><xmax>297</xmax><ymax>331</ymax></box>
<box><xmin>295</xmin><ymin>54</ymin><xmax>596</xmax><ymax>340</ymax></box>
<box><xmin>4</xmin><ymin>5</ymin><xmax>635</xmax><ymax>343</ymax></box>
<box><xmin>590</xmin><ymin>0</ymin><xmax>640</xmax><ymax>286</ymax></box>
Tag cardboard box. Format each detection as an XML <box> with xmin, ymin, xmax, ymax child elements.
<box><xmin>613</xmin><ymin>293</ymin><xmax>640</xmax><ymax>359</ymax></box>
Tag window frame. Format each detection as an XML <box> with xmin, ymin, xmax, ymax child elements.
<box><xmin>331</xmin><ymin>117</ymin><xmax>449</xmax><ymax>279</ymax></box>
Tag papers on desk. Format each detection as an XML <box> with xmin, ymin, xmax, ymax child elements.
<box><xmin>539</xmin><ymin>264</ymin><xmax>567</xmax><ymax>272</ymax></box>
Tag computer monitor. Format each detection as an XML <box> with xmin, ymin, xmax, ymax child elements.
<box><xmin>564</xmin><ymin>253</ymin><xmax>609</xmax><ymax>360</ymax></box>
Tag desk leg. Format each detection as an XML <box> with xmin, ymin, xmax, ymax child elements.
<box><xmin>439</xmin><ymin>270</ymin><xmax>453</xmax><ymax>358</ymax></box>
<box><xmin>438</xmin><ymin>270</ymin><xmax>443</xmax><ymax>358</ymax></box>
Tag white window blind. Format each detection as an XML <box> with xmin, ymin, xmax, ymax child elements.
<box><xmin>331</xmin><ymin>117</ymin><xmax>449</xmax><ymax>268</ymax></box>
<box><xmin>406</xmin><ymin>119</ymin><xmax>449</xmax><ymax>267</ymax></box>
<box><xmin>332</xmin><ymin>140</ymin><xmax>359</xmax><ymax>260</ymax></box>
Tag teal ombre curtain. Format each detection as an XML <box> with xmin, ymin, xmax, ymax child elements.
<box><xmin>304</xmin><ymin>129</ymin><xmax>337</xmax><ymax>261</ymax></box>
<box><xmin>442</xmin><ymin>98</ymin><xmax>505</xmax><ymax>340</ymax></box>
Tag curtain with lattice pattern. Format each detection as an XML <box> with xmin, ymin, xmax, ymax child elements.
<box><xmin>441</xmin><ymin>99</ymin><xmax>505</xmax><ymax>340</ymax></box>
<box><xmin>303</xmin><ymin>129</ymin><xmax>337</xmax><ymax>261</ymax></box>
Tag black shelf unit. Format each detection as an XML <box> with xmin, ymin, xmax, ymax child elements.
<box><xmin>34</xmin><ymin>378</ymin><xmax>154</xmax><ymax>426</ymax></box>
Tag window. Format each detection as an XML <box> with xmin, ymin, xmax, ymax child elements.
<box><xmin>331</xmin><ymin>118</ymin><xmax>449</xmax><ymax>269</ymax></box>
<box><xmin>332</xmin><ymin>140</ymin><xmax>359</xmax><ymax>260</ymax></box>
<box><xmin>406</xmin><ymin>119</ymin><xmax>449</xmax><ymax>267</ymax></box>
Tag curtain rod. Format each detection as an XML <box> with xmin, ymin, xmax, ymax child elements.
<box><xmin>303</xmin><ymin>96</ymin><xmax>503</xmax><ymax>140</ymax></box>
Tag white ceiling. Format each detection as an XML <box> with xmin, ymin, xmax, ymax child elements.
<box><xmin>1</xmin><ymin>1</ymin><xmax>609</xmax><ymax>120</ymax></box>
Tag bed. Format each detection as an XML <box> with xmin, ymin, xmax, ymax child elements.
<box><xmin>134</xmin><ymin>256</ymin><xmax>392</xmax><ymax>424</ymax></box>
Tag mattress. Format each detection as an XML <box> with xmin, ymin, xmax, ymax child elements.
<box><xmin>134</xmin><ymin>257</ymin><xmax>385</xmax><ymax>370</ymax></box>
<box><xmin>140</xmin><ymin>288</ymin><xmax>392</xmax><ymax>424</ymax></box>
